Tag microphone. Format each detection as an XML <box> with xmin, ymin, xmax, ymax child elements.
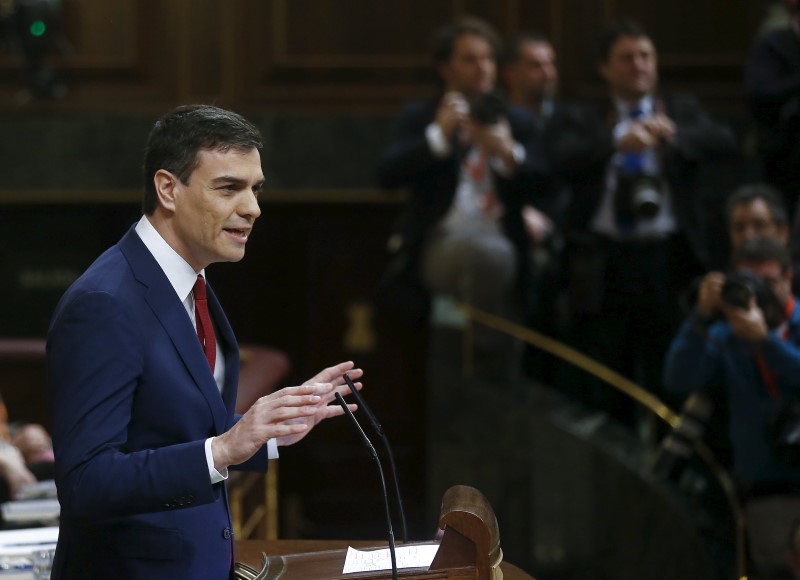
<box><xmin>343</xmin><ymin>373</ymin><xmax>409</xmax><ymax>544</ymax></box>
<box><xmin>651</xmin><ymin>391</ymin><xmax>714</xmax><ymax>482</ymax></box>
<box><xmin>335</xmin><ymin>391</ymin><xmax>398</xmax><ymax>580</ymax></box>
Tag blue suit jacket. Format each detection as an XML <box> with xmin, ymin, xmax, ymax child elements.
<box><xmin>46</xmin><ymin>226</ymin><xmax>269</xmax><ymax>579</ymax></box>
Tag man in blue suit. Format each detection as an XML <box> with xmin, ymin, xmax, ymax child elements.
<box><xmin>46</xmin><ymin>104</ymin><xmax>363</xmax><ymax>579</ymax></box>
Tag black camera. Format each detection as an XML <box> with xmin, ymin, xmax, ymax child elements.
<box><xmin>614</xmin><ymin>171</ymin><xmax>662</xmax><ymax>222</ymax></box>
<box><xmin>468</xmin><ymin>92</ymin><xmax>508</xmax><ymax>125</ymax></box>
<box><xmin>720</xmin><ymin>271</ymin><xmax>784</xmax><ymax>328</ymax></box>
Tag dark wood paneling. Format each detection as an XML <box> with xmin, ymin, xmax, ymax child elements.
<box><xmin>558</xmin><ymin>0</ymin><xmax>765</xmax><ymax>109</ymax></box>
<box><xmin>0</xmin><ymin>0</ymin><xmax>772</xmax><ymax>112</ymax></box>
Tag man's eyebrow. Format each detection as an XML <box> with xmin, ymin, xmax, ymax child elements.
<box><xmin>209</xmin><ymin>176</ymin><xmax>264</xmax><ymax>187</ymax></box>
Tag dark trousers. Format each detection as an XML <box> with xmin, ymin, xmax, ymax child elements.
<box><xmin>558</xmin><ymin>233</ymin><xmax>700</xmax><ymax>428</ymax></box>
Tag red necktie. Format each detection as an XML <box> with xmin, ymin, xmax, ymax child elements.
<box><xmin>193</xmin><ymin>275</ymin><xmax>216</xmax><ymax>373</ymax></box>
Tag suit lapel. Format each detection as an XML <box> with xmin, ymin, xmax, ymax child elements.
<box><xmin>118</xmin><ymin>226</ymin><xmax>228</xmax><ymax>434</ymax></box>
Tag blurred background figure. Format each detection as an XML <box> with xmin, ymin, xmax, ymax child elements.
<box><xmin>376</xmin><ymin>16</ymin><xmax>548</xmax><ymax>381</ymax></box>
<box><xmin>0</xmin><ymin>393</ymin><xmax>53</xmax><ymax>503</ymax></box>
<box><xmin>664</xmin><ymin>237</ymin><xmax>800</xmax><ymax>580</ymax></box>
<box><xmin>499</xmin><ymin>33</ymin><xmax>572</xmax><ymax>382</ymax></box>
<box><xmin>745</xmin><ymin>0</ymin><xmax>800</xmax><ymax>217</ymax></box>
<box><xmin>550</xmin><ymin>19</ymin><xmax>737</xmax><ymax>429</ymax></box>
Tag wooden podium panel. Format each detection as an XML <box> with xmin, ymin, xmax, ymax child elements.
<box><xmin>235</xmin><ymin>541</ymin><xmax>533</xmax><ymax>580</ymax></box>
<box><xmin>235</xmin><ymin>485</ymin><xmax>535</xmax><ymax>579</ymax></box>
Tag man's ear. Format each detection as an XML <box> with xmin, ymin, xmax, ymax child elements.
<box><xmin>153</xmin><ymin>169</ymin><xmax>179</xmax><ymax>212</ymax></box>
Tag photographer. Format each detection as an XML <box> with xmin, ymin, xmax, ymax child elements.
<box><xmin>376</xmin><ymin>16</ymin><xmax>547</xmax><ymax>378</ymax></box>
<box><xmin>663</xmin><ymin>237</ymin><xmax>800</xmax><ymax>578</ymax></box>
<box><xmin>549</xmin><ymin>19</ymin><xmax>736</xmax><ymax>428</ymax></box>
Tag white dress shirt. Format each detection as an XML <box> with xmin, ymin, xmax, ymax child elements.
<box><xmin>134</xmin><ymin>216</ymin><xmax>277</xmax><ymax>485</ymax></box>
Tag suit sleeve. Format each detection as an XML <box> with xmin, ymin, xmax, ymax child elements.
<box><xmin>48</xmin><ymin>290</ymin><xmax>216</xmax><ymax>521</ymax></box>
<box><xmin>668</xmin><ymin>95</ymin><xmax>737</xmax><ymax>161</ymax></box>
<box><xmin>376</xmin><ymin>103</ymin><xmax>455</xmax><ymax>189</ymax></box>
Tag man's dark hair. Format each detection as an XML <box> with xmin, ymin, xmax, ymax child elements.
<box><xmin>430</xmin><ymin>16</ymin><xmax>500</xmax><ymax>67</ymax></box>
<box><xmin>142</xmin><ymin>104</ymin><xmax>263</xmax><ymax>215</ymax></box>
<box><xmin>498</xmin><ymin>32</ymin><xmax>551</xmax><ymax>67</ymax></box>
<box><xmin>731</xmin><ymin>236</ymin><xmax>792</xmax><ymax>272</ymax></box>
<box><xmin>597</xmin><ymin>19</ymin><xmax>651</xmax><ymax>63</ymax></box>
<box><xmin>725</xmin><ymin>182</ymin><xmax>788</xmax><ymax>227</ymax></box>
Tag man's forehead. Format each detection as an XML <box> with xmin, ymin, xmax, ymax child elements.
<box><xmin>191</xmin><ymin>147</ymin><xmax>263</xmax><ymax>180</ymax></box>
<box><xmin>732</xmin><ymin>200</ymin><xmax>774</xmax><ymax>221</ymax></box>
<box><xmin>522</xmin><ymin>41</ymin><xmax>553</xmax><ymax>58</ymax></box>
<box><xmin>453</xmin><ymin>33</ymin><xmax>493</xmax><ymax>56</ymax></box>
<box><xmin>610</xmin><ymin>35</ymin><xmax>654</xmax><ymax>56</ymax></box>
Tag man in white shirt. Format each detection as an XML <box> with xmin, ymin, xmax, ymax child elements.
<box><xmin>377</xmin><ymin>17</ymin><xmax>547</xmax><ymax>377</ymax></box>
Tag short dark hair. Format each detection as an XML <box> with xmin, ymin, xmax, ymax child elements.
<box><xmin>499</xmin><ymin>32</ymin><xmax>551</xmax><ymax>67</ymax></box>
<box><xmin>142</xmin><ymin>104</ymin><xmax>263</xmax><ymax>215</ymax></box>
<box><xmin>597</xmin><ymin>19</ymin><xmax>651</xmax><ymax>63</ymax></box>
<box><xmin>431</xmin><ymin>16</ymin><xmax>500</xmax><ymax>67</ymax></box>
<box><xmin>725</xmin><ymin>183</ymin><xmax>788</xmax><ymax>227</ymax></box>
<box><xmin>731</xmin><ymin>236</ymin><xmax>792</xmax><ymax>272</ymax></box>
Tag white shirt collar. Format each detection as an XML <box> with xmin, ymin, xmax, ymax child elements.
<box><xmin>134</xmin><ymin>215</ymin><xmax>204</xmax><ymax>303</ymax></box>
<box><xmin>614</xmin><ymin>94</ymin><xmax>654</xmax><ymax>119</ymax></box>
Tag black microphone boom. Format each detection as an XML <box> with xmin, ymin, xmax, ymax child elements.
<box><xmin>344</xmin><ymin>373</ymin><xmax>409</xmax><ymax>544</ymax></box>
<box><xmin>335</xmin><ymin>391</ymin><xmax>398</xmax><ymax>580</ymax></box>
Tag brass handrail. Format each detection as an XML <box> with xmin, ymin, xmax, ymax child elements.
<box><xmin>456</xmin><ymin>302</ymin><xmax>748</xmax><ymax>580</ymax></box>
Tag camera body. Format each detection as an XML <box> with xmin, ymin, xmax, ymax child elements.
<box><xmin>468</xmin><ymin>92</ymin><xmax>507</xmax><ymax>125</ymax></box>
<box><xmin>720</xmin><ymin>271</ymin><xmax>784</xmax><ymax>328</ymax></box>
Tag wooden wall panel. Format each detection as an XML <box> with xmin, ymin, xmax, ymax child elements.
<box><xmin>59</xmin><ymin>0</ymin><xmax>137</xmax><ymax>68</ymax></box>
<box><xmin>0</xmin><ymin>0</ymin><xmax>775</xmax><ymax>113</ymax></box>
<box><xmin>236</xmin><ymin>0</ymin><xmax>461</xmax><ymax>109</ymax></box>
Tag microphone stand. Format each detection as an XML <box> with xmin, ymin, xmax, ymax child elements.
<box><xmin>335</xmin><ymin>392</ymin><xmax>398</xmax><ymax>580</ymax></box>
<box><xmin>344</xmin><ymin>374</ymin><xmax>409</xmax><ymax>544</ymax></box>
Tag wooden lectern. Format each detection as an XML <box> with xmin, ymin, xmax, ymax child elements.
<box><xmin>235</xmin><ymin>485</ymin><xmax>534</xmax><ymax>579</ymax></box>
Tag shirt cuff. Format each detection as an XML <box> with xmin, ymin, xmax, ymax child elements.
<box><xmin>206</xmin><ymin>437</ymin><xmax>228</xmax><ymax>484</ymax></box>
<box><xmin>490</xmin><ymin>142</ymin><xmax>526</xmax><ymax>176</ymax></box>
<box><xmin>267</xmin><ymin>438</ymin><xmax>279</xmax><ymax>460</ymax></box>
<box><xmin>425</xmin><ymin>123</ymin><xmax>452</xmax><ymax>158</ymax></box>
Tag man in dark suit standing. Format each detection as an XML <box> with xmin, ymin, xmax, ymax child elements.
<box><xmin>46</xmin><ymin>105</ymin><xmax>362</xmax><ymax>579</ymax></box>
<box><xmin>499</xmin><ymin>32</ymin><xmax>572</xmax><ymax>382</ymax></box>
<box><xmin>551</xmin><ymin>20</ymin><xmax>736</xmax><ymax>427</ymax></box>
<box><xmin>376</xmin><ymin>16</ymin><xmax>545</xmax><ymax>375</ymax></box>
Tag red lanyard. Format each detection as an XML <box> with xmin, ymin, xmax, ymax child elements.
<box><xmin>756</xmin><ymin>296</ymin><xmax>795</xmax><ymax>399</ymax></box>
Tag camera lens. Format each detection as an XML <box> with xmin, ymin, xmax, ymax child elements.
<box><xmin>631</xmin><ymin>180</ymin><xmax>661</xmax><ymax>218</ymax></box>
<box><xmin>720</xmin><ymin>275</ymin><xmax>756</xmax><ymax>309</ymax></box>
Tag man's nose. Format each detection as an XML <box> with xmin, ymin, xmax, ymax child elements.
<box><xmin>241</xmin><ymin>190</ymin><xmax>261</xmax><ymax>218</ymax></box>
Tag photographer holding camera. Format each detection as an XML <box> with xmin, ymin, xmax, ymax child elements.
<box><xmin>376</xmin><ymin>16</ymin><xmax>548</xmax><ymax>378</ymax></box>
<box><xmin>664</xmin><ymin>237</ymin><xmax>800</xmax><ymax>578</ymax></box>
<box><xmin>549</xmin><ymin>19</ymin><xmax>736</xmax><ymax>428</ymax></box>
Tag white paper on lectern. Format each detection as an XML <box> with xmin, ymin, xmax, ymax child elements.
<box><xmin>342</xmin><ymin>544</ymin><xmax>439</xmax><ymax>574</ymax></box>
